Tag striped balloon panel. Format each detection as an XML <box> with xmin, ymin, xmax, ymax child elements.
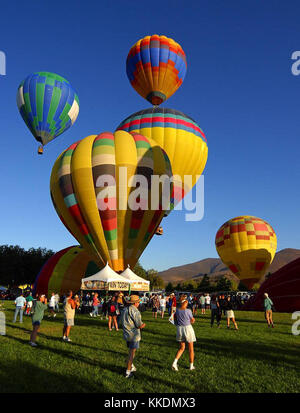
<box><xmin>50</xmin><ymin>131</ymin><xmax>173</xmax><ymax>272</ymax></box>
<box><xmin>17</xmin><ymin>71</ymin><xmax>79</xmax><ymax>146</ymax></box>
<box><xmin>117</xmin><ymin>107</ymin><xmax>207</xmax><ymax>204</ymax></box>
<box><xmin>126</xmin><ymin>35</ymin><xmax>187</xmax><ymax>105</ymax></box>
<box><xmin>33</xmin><ymin>246</ymin><xmax>99</xmax><ymax>297</ymax></box>
<box><xmin>215</xmin><ymin>216</ymin><xmax>277</xmax><ymax>288</ymax></box>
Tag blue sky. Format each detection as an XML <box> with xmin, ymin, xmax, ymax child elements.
<box><xmin>0</xmin><ymin>0</ymin><xmax>300</xmax><ymax>271</ymax></box>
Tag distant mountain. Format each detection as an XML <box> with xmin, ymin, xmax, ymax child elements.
<box><xmin>158</xmin><ymin>248</ymin><xmax>300</xmax><ymax>285</ymax></box>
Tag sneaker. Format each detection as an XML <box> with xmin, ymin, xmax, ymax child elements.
<box><xmin>190</xmin><ymin>366</ymin><xmax>195</xmax><ymax>370</ymax></box>
<box><xmin>131</xmin><ymin>365</ymin><xmax>137</xmax><ymax>372</ymax></box>
<box><xmin>29</xmin><ymin>341</ymin><xmax>37</xmax><ymax>347</ymax></box>
<box><xmin>66</xmin><ymin>337</ymin><xmax>72</xmax><ymax>342</ymax></box>
<box><xmin>62</xmin><ymin>336</ymin><xmax>67</xmax><ymax>341</ymax></box>
<box><xmin>125</xmin><ymin>372</ymin><xmax>133</xmax><ymax>379</ymax></box>
<box><xmin>90</xmin><ymin>313</ymin><xmax>93</xmax><ymax>317</ymax></box>
<box><xmin>172</xmin><ymin>363</ymin><xmax>178</xmax><ymax>371</ymax></box>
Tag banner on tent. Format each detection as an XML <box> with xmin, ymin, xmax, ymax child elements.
<box><xmin>81</xmin><ymin>280</ymin><xmax>129</xmax><ymax>291</ymax></box>
<box><xmin>130</xmin><ymin>281</ymin><xmax>150</xmax><ymax>292</ymax></box>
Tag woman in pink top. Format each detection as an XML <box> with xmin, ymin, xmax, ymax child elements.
<box><xmin>90</xmin><ymin>293</ymin><xmax>100</xmax><ymax>317</ymax></box>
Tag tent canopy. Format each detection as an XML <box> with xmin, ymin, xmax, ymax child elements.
<box><xmin>81</xmin><ymin>263</ymin><xmax>130</xmax><ymax>291</ymax></box>
<box><xmin>120</xmin><ymin>266</ymin><xmax>150</xmax><ymax>291</ymax></box>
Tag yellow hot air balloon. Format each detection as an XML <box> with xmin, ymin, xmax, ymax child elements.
<box><xmin>215</xmin><ymin>216</ymin><xmax>277</xmax><ymax>289</ymax></box>
<box><xmin>50</xmin><ymin>131</ymin><xmax>173</xmax><ymax>272</ymax></box>
<box><xmin>117</xmin><ymin>108</ymin><xmax>208</xmax><ymax>205</ymax></box>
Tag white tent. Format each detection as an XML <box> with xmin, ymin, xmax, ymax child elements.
<box><xmin>120</xmin><ymin>266</ymin><xmax>150</xmax><ymax>292</ymax></box>
<box><xmin>81</xmin><ymin>263</ymin><xmax>130</xmax><ymax>291</ymax></box>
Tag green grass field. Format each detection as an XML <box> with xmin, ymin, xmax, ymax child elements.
<box><xmin>0</xmin><ymin>301</ymin><xmax>299</xmax><ymax>393</ymax></box>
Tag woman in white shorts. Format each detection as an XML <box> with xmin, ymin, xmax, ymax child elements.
<box><xmin>159</xmin><ymin>295</ymin><xmax>166</xmax><ymax>318</ymax></box>
<box><xmin>172</xmin><ymin>295</ymin><xmax>196</xmax><ymax>371</ymax></box>
<box><xmin>226</xmin><ymin>296</ymin><xmax>238</xmax><ymax>330</ymax></box>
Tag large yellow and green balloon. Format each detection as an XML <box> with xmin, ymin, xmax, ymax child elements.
<box><xmin>215</xmin><ymin>216</ymin><xmax>277</xmax><ymax>289</ymax></box>
<box><xmin>117</xmin><ymin>108</ymin><xmax>208</xmax><ymax>205</ymax></box>
<box><xmin>50</xmin><ymin>131</ymin><xmax>173</xmax><ymax>272</ymax></box>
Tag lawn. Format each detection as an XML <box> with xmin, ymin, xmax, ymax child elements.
<box><xmin>0</xmin><ymin>301</ymin><xmax>299</xmax><ymax>393</ymax></box>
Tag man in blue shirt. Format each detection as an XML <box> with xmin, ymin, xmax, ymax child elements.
<box><xmin>121</xmin><ymin>295</ymin><xmax>146</xmax><ymax>378</ymax></box>
<box><xmin>13</xmin><ymin>293</ymin><xmax>27</xmax><ymax>323</ymax></box>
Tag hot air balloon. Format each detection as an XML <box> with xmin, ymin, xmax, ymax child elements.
<box><xmin>126</xmin><ymin>35</ymin><xmax>187</xmax><ymax>106</ymax></box>
<box><xmin>17</xmin><ymin>72</ymin><xmax>79</xmax><ymax>154</ymax></box>
<box><xmin>33</xmin><ymin>246</ymin><xmax>99</xmax><ymax>297</ymax></box>
<box><xmin>50</xmin><ymin>131</ymin><xmax>173</xmax><ymax>272</ymax></box>
<box><xmin>117</xmin><ymin>107</ymin><xmax>208</xmax><ymax>205</ymax></box>
<box><xmin>244</xmin><ymin>257</ymin><xmax>300</xmax><ymax>313</ymax></box>
<box><xmin>215</xmin><ymin>216</ymin><xmax>277</xmax><ymax>289</ymax></box>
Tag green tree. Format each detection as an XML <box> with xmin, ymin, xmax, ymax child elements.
<box><xmin>145</xmin><ymin>269</ymin><xmax>164</xmax><ymax>290</ymax></box>
<box><xmin>165</xmin><ymin>282</ymin><xmax>173</xmax><ymax>292</ymax></box>
<box><xmin>174</xmin><ymin>283</ymin><xmax>182</xmax><ymax>291</ymax></box>
<box><xmin>197</xmin><ymin>274</ymin><xmax>210</xmax><ymax>292</ymax></box>
<box><xmin>133</xmin><ymin>261</ymin><xmax>147</xmax><ymax>278</ymax></box>
<box><xmin>0</xmin><ymin>245</ymin><xmax>54</xmax><ymax>286</ymax></box>
<box><xmin>216</xmin><ymin>276</ymin><xmax>232</xmax><ymax>292</ymax></box>
<box><xmin>182</xmin><ymin>280</ymin><xmax>197</xmax><ymax>291</ymax></box>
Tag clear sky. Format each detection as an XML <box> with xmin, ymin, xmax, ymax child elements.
<box><xmin>1</xmin><ymin>0</ymin><xmax>300</xmax><ymax>271</ymax></box>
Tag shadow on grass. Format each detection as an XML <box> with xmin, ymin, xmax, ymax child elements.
<box><xmin>198</xmin><ymin>336</ymin><xmax>300</xmax><ymax>367</ymax></box>
<box><xmin>0</xmin><ymin>358</ymin><xmax>105</xmax><ymax>393</ymax></box>
<box><xmin>3</xmin><ymin>334</ymin><xmax>190</xmax><ymax>393</ymax></box>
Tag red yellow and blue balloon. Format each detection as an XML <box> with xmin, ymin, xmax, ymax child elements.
<box><xmin>126</xmin><ymin>35</ymin><xmax>187</xmax><ymax>106</ymax></box>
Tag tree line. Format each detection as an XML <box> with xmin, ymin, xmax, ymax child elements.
<box><xmin>164</xmin><ymin>274</ymin><xmax>258</xmax><ymax>293</ymax></box>
<box><xmin>0</xmin><ymin>245</ymin><xmax>54</xmax><ymax>286</ymax></box>
<box><xmin>0</xmin><ymin>245</ymin><xmax>164</xmax><ymax>290</ymax></box>
<box><xmin>0</xmin><ymin>244</ymin><xmax>261</xmax><ymax>292</ymax></box>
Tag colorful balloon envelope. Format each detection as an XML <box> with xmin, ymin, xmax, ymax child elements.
<box><xmin>117</xmin><ymin>107</ymin><xmax>208</xmax><ymax>205</ymax></box>
<box><xmin>50</xmin><ymin>131</ymin><xmax>173</xmax><ymax>272</ymax></box>
<box><xmin>215</xmin><ymin>216</ymin><xmax>277</xmax><ymax>289</ymax></box>
<box><xmin>126</xmin><ymin>35</ymin><xmax>187</xmax><ymax>105</ymax></box>
<box><xmin>33</xmin><ymin>246</ymin><xmax>100</xmax><ymax>297</ymax></box>
<box><xmin>17</xmin><ymin>72</ymin><xmax>79</xmax><ymax>152</ymax></box>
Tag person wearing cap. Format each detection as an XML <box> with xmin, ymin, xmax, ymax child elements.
<box><xmin>29</xmin><ymin>294</ymin><xmax>48</xmax><ymax>347</ymax></box>
<box><xmin>172</xmin><ymin>295</ymin><xmax>196</xmax><ymax>371</ymax></box>
<box><xmin>264</xmin><ymin>292</ymin><xmax>274</xmax><ymax>328</ymax></box>
<box><xmin>121</xmin><ymin>295</ymin><xmax>146</xmax><ymax>379</ymax></box>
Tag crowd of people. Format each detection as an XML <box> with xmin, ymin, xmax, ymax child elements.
<box><xmin>9</xmin><ymin>288</ymin><xmax>275</xmax><ymax>377</ymax></box>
